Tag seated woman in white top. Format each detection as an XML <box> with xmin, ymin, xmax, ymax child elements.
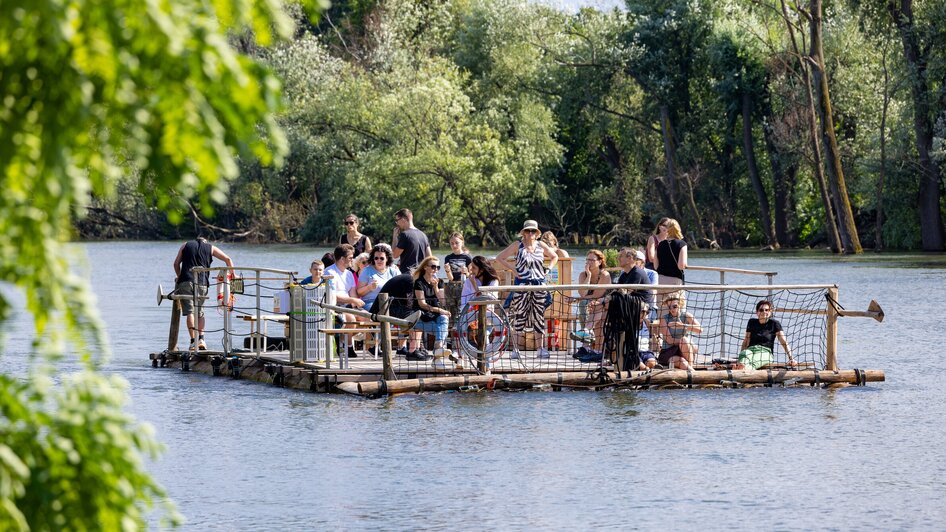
<box><xmin>460</xmin><ymin>256</ymin><xmax>500</xmax><ymax>310</ymax></box>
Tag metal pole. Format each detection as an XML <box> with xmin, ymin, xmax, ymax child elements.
<box><xmin>255</xmin><ymin>270</ymin><xmax>262</xmax><ymax>357</ymax></box>
<box><xmin>477</xmin><ymin>304</ymin><xmax>488</xmax><ymax>373</ymax></box>
<box><xmin>325</xmin><ymin>278</ymin><xmax>336</xmax><ymax>368</ymax></box>
<box><xmin>719</xmin><ymin>271</ymin><xmax>726</xmax><ymax>359</ymax></box>
<box><xmin>308</xmin><ymin>299</ymin><xmax>420</xmax><ymax>329</ymax></box>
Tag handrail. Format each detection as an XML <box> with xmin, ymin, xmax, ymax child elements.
<box><xmin>479</xmin><ymin>283</ymin><xmax>836</xmax><ymax>292</ymax></box>
<box><xmin>687</xmin><ymin>265</ymin><xmax>778</xmax><ymax>276</ymax></box>
<box><xmin>191</xmin><ymin>266</ymin><xmax>298</xmax><ymax>276</ymax></box>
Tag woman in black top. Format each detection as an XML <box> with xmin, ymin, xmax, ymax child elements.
<box><xmin>340</xmin><ymin>214</ymin><xmax>371</xmax><ymax>256</ymax></box>
<box><xmin>652</xmin><ymin>218</ymin><xmax>687</xmax><ymax>285</ymax></box>
<box><xmin>412</xmin><ymin>256</ymin><xmax>453</xmax><ymax>361</ymax></box>
<box><xmin>737</xmin><ymin>299</ymin><xmax>795</xmax><ymax>369</ymax></box>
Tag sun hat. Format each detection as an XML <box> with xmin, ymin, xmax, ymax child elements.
<box><xmin>520</xmin><ymin>220</ymin><xmax>540</xmax><ymax>234</ymax></box>
<box><xmin>633</xmin><ymin>249</ymin><xmax>645</xmax><ymax>261</ymax></box>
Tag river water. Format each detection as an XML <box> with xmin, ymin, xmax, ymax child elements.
<box><xmin>2</xmin><ymin>242</ymin><xmax>944</xmax><ymax>530</ymax></box>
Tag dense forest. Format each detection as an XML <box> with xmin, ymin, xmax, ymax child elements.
<box><xmin>78</xmin><ymin>0</ymin><xmax>946</xmax><ymax>252</ymax></box>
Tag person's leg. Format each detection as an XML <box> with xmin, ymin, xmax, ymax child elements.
<box><xmin>433</xmin><ymin>314</ymin><xmax>448</xmax><ymax>349</ymax></box>
<box><xmin>679</xmin><ymin>338</ymin><xmax>696</xmax><ymax>365</ymax></box>
<box><xmin>185</xmin><ymin>313</ymin><xmax>197</xmax><ymax>342</ymax></box>
<box><xmin>589</xmin><ymin>302</ymin><xmax>604</xmax><ymax>352</ymax></box>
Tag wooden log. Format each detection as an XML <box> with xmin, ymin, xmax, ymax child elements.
<box><xmin>826</xmin><ymin>286</ymin><xmax>839</xmax><ymax>370</ymax></box>
<box><xmin>340</xmin><ymin>368</ymin><xmax>885</xmax><ymax>396</ymax></box>
<box><xmin>167</xmin><ymin>299</ymin><xmax>181</xmax><ymax>351</ymax></box>
<box><xmin>378</xmin><ymin>294</ymin><xmax>395</xmax><ymax>381</ymax></box>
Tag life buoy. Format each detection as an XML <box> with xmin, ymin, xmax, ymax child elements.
<box><xmin>216</xmin><ymin>270</ymin><xmax>235</xmax><ymax>313</ymax></box>
<box><xmin>455</xmin><ymin>296</ymin><xmax>509</xmax><ymax>361</ymax></box>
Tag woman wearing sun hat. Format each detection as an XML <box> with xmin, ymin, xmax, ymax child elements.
<box><xmin>496</xmin><ymin>220</ymin><xmax>559</xmax><ymax>358</ymax></box>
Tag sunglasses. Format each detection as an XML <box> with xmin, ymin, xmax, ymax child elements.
<box><xmin>344</xmin><ymin>221</ymin><xmax>356</xmax><ymax>225</ymax></box>
<box><xmin>669</xmin><ymin>304</ymin><xmax>680</xmax><ymax>309</ymax></box>
<box><xmin>429</xmin><ymin>264</ymin><xmax>441</xmax><ymax>271</ymax></box>
<box><xmin>373</xmin><ymin>256</ymin><xmax>386</xmax><ymax>261</ymax></box>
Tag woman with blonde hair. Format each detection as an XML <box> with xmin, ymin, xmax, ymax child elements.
<box><xmin>412</xmin><ymin>255</ymin><xmax>454</xmax><ymax>362</ymax></box>
<box><xmin>657</xmin><ymin>292</ymin><xmax>701</xmax><ymax>369</ymax></box>
<box><xmin>645</xmin><ymin>217</ymin><xmax>670</xmax><ymax>270</ymax></box>
<box><xmin>540</xmin><ymin>231</ymin><xmax>570</xmax><ymax>258</ymax></box>
<box><xmin>652</xmin><ymin>218</ymin><xmax>687</xmax><ymax>286</ymax></box>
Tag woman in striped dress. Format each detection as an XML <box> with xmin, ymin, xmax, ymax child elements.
<box><xmin>496</xmin><ymin>220</ymin><xmax>559</xmax><ymax>357</ymax></box>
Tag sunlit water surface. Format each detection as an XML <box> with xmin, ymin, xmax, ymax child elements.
<box><xmin>2</xmin><ymin>242</ymin><xmax>944</xmax><ymax>529</ymax></box>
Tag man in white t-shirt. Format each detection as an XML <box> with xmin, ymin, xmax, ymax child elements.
<box><xmin>323</xmin><ymin>244</ymin><xmax>366</xmax><ymax>358</ymax></box>
<box><xmin>323</xmin><ymin>244</ymin><xmax>365</xmax><ymax>313</ymax></box>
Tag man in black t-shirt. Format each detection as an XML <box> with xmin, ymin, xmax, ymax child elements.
<box><xmin>616</xmin><ymin>247</ymin><xmax>650</xmax><ymax>299</ymax></box>
<box><xmin>369</xmin><ymin>273</ymin><xmax>414</xmax><ymax>318</ymax></box>
<box><xmin>173</xmin><ymin>237</ymin><xmax>233</xmax><ymax>351</ymax></box>
<box><xmin>392</xmin><ymin>208</ymin><xmax>431</xmax><ymax>273</ymax></box>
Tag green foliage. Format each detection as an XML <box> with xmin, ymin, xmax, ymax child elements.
<box><xmin>602</xmin><ymin>248</ymin><xmax>620</xmax><ymax>268</ymax></box>
<box><xmin>0</xmin><ymin>371</ymin><xmax>181</xmax><ymax>530</ymax></box>
<box><xmin>66</xmin><ymin>0</ymin><xmax>946</xmax><ymax>249</ymax></box>
<box><xmin>0</xmin><ymin>0</ymin><xmax>320</xmax><ymax>527</ymax></box>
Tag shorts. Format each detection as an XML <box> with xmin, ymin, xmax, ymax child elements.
<box><xmin>738</xmin><ymin>345</ymin><xmax>773</xmax><ymax>369</ymax></box>
<box><xmin>658</xmin><ymin>345</ymin><xmax>681</xmax><ymax>366</ymax></box>
<box><xmin>176</xmin><ymin>282</ymin><xmax>208</xmax><ymax>317</ymax></box>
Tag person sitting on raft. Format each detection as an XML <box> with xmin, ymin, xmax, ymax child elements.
<box><xmin>658</xmin><ymin>293</ymin><xmax>702</xmax><ymax>369</ymax></box>
<box><xmin>300</xmin><ymin>259</ymin><xmax>325</xmax><ymax>285</ymax></box>
<box><xmin>736</xmin><ymin>299</ymin><xmax>796</xmax><ymax>369</ymax></box>
<box><xmin>412</xmin><ymin>255</ymin><xmax>455</xmax><ymax>364</ymax></box>
<box><xmin>357</xmin><ymin>244</ymin><xmax>400</xmax><ymax>310</ymax></box>
<box><xmin>460</xmin><ymin>256</ymin><xmax>499</xmax><ymax>310</ymax></box>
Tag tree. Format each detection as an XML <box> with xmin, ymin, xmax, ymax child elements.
<box><xmin>808</xmin><ymin>0</ymin><xmax>864</xmax><ymax>253</ymax></box>
<box><xmin>886</xmin><ymin>0</ymin><xmax>946</xmax><ymax>251</ymax></box>
<box><xmin>0</xmin><ymin>0</ymin><xmax>320</xmax><ymax>527</ymax></box>
<box><xmin>710</xmin><ymin>32</ymin><xmax>778</xmax><ymax>247</ymax></box>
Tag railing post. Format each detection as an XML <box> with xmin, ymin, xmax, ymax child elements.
<box><xmin>324</xmin><ymin>277</ymin><xmax>336</xmax><ymax>368</ymax></box>
<box><xmin>223</xmin><ymin>298</ymin><xmax>231</xmax><ymax>355</ymax></box>
<box><xmin>255</xmin><ymin>270</ymin><xmax>262</xmax><ymax>357</ymax></box>
<box><xmin>826</xmin><ymin>286</ymin><xmax>839</xmax><ymax>370</ymax></box>
<box><xmin>477</xmin><ymin>304</ymin><xmax>488</xmax><ymax>373</ymax></box>
<box><xmin>719</xmin><ymin>271</ymin><xmax>727</xmax><ymax>359</ymax></box>
<box><xmin>378</xmin><ymin>294</ymin><xmax>395</xmax><ymax>381</ymax></box>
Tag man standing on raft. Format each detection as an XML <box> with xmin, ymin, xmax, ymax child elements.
<box><xmin>173</xmin><ymin>236</ymin><xmax>234</xmax><ymax>351</ymax></box>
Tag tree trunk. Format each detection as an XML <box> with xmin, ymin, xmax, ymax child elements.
<box><xmin>877</xmin><ymin>43</ymin><xmax>890</xmax><ymax>251</ymax></box>
<box><xmin>659</xmin><ymin>104</ymin><xmax>682</xmax><ymax>221</ymax></box>
<box><xmin>810</xmin><ymin>0</ymin><xmax>863</xmax><ymax>254</ymax></box>
<box><xmin>762</xmin><ymin>106</ymin><xmax>797</xmax><ymax>247</ymax></box>
<box><xmin>779</xmin><ymin>0</ymin><xmax>842</xmax><ymax>253</ymax></box>
<box><xmin>742</xmin><ymin>93</ymin><xmax>777</xmax><ymax>247</ymax></box>
<box><xmin>888</xmin><ymin>0</ymin><xmax>945</xmax><ymax>250</ymax></box>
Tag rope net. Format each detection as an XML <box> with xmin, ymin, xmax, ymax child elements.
<box><xmin>180</xmin><ymin>273</ymin><xmax>829</xmax><ymax>379</ymax></box>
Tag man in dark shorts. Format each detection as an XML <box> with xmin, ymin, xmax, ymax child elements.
<box><xmin>392</xmin><ymin>208</ymin><xmax>431</xmax><ymax>274</ymax></box>
<box><xmin>173</xmin><ymin>237</ymin><xmax>233</xmax><ymax>351</ymax></box>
